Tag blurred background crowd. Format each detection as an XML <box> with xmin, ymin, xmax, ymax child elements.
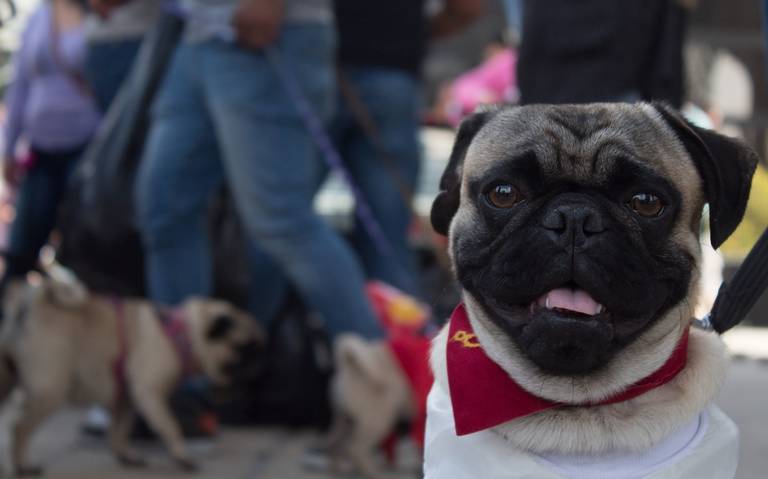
<box><xmin>0</xmin><ymin>0</ymin><xmax>766</xmax><ymax>477</ymax></box>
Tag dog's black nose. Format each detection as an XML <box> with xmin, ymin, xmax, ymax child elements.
<box><xmin>542</xmin><ymin>203</ymin><xmax>606</xmax><ymax>247</ymax></box>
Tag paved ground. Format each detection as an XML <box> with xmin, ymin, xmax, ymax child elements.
<box><xmin>719</xmin><ymin>359</ymin><xmax>768</xmax><ymax>479</ymax></box>
<box><xmin>718</xmin><ymin>327</ymin><xmax>768</xmax><ymax>479</ymax></box>
<box><xmin>0</xmin><ymin>327</ymin><xmax>764</xmax><ymax>479</ymax></box>
<box><xmin>0</xmin><ymin>415</ymin><xmax>421</xmax><ymax>479</ymax></box>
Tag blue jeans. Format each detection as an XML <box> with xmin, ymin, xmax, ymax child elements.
<box><xmin>85</xmin><ymin>38</ymin><xmax>143</xmax><ymax>112</ymax></box>
<box><xmin>331</xmin><ymin>67</ymin><xmax>422</xmax><ymax>296</ymax></box>
<box><xmin>136</xmin><ymin>25</ymin><xmax>382</xmax><ymax>340</ymax></box>
<box><xmin>502</xmin><ymin>0</ymin><xmax>523</xmax><ymax>38</ymax></box>
<box><xmin>4</xmin><ymin>146</ymin><xmax>82</xmax><ymax>279</ymax></box>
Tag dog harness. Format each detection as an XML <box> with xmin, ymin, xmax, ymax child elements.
<box><xmin>111</xmin><ymin>298</ymin><xmax>129</xmax><ymax>404</ymax></box>
<box><xmin>154</xmin><ymin>306</ymin><xmax>201</xmax><ymax>378</ymax></box>
<box><xmin>447</xmin><ymin>304</ymin><xmax>689</xmax><ymax>436</ymax></box>
<box><xmin>111</xmin><ymin>300</ymin><xmax>200</xmax><ymax>403</ymax></box>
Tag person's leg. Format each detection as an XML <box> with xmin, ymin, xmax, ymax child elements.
<box><xmin>4</xmin><ymin>147</ymin><xmax>84</xmax><ymax>280</ymax></box>
<box><xmin>84</xmin><ymin>38</ymin><xmax>144</xmax><ymax>113</ymax></box>
<box><xmin>136</xmin><ymin>44</ymin><xmax>223</xmax><ymax>305</ymax></box>
<box><xmin>502</xmin><ymin>0</ymin><xmax>524</xmax><ymax>41</ymax></box>
<box><xmin>338</xmin><ymin>68</ymin><xmax>422</xmax><ymax>296</ymax></box>
<box><xmin>203</xmin><ymin>29</ymin><xmax>382</xmax><ymax>340</ymax></box>
<box><xmin>244</xmin><ymin>243</ymin><xmax>286</xmax><ymax>326</ymax></box>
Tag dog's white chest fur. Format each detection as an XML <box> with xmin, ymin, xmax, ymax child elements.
<box><xmin>424</xmin><ymin>381</ymin><xmax>739</xmax><ymax>479</ymax></box>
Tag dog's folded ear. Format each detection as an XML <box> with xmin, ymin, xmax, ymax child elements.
<box><xmin>653</xmin><ymin>102</ymin><xmax>759</xmax><ymax>249</ymax></box>
<box><xmin>431</xmin><ymin>106</ymin><xmax>501</xmax><ymax>236</ymax></box>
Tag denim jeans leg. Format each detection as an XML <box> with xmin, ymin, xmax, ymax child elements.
<box><xmin>245</xmin><ymin>242</ymin><xmax>287</xmax><ymax>326</ymax></box>
<box><xmin>84</xmin><ymin>39</ymin><xmax>143</xmax><ymax>113</ymax></box>
<box><xmin>336</xmin><ymin>68</ymin><xmax>422</xmax><ymax>296</ymax></box>
<box><xmin>136</xmin><ymin>45</ymin><xmax>224</xmax><ymax>305</ymax></box>
<box><xmin>203</xmin><ymin>30</ymin><xmax>382</xmax><ymax>340</ymax></box>
<box><xmin>5</xmin><ymin>148</ymin><xmax>82</xmax><ymax>279</ymax></box>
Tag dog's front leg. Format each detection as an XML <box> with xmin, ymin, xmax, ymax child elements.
<box><xmin>109</xmin><ymin>401</ymin><xmax>146</xmax><ymax>468</ymax></box>
<box><xmin>129</xmin><ymin>386</ymin><xmax>197</xmax><ymax>472</ymax></box>
<box><xmin>8</xmin><ymin>386</ymin><xmax>65</xmax><ymax>477</ymax></box>
<box><xmin>324</xmin><ymin>413</ymin><xmax>353</xmax><ymax>455</ymax></box>
<box><xmin>347</xmin><ymin>401</ymin><xmax>403</xmax><ymax>479</ymax></box>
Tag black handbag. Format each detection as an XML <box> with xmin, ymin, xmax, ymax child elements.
<box><xmin>57</xmin><ymin>12</ymin><xmax>184</xmax><ymax>297</ymax></box>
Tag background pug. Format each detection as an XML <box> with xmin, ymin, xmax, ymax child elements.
<box><xmin>427</xmin><ymin>103</ymin><xmax>757</xmax><ymax>465</ymax></box>
<box><xmin>0</xmin><ymin>272</ymin><xmax>263</xmax><ymax>476</ymax></box>
<box><xmin>321</xmin><ymin>334</ymin><xmax>413</xmax><ymax>479</ymax></box>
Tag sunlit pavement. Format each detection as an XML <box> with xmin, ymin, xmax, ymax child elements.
<box><xmin>719</xmin><ymin>328</ymin><xmax>768</xmax><ymax>479</ymax></box>
<box><xmin>719</xmin><ymin>359</ymin><xmax>768</xmax><ymax>479</ymax></box>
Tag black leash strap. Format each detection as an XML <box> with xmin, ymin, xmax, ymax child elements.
<box><xmin>694</xmin><ymin>227</ymin><xmax>768</xmax><ymax>333</ymax></box>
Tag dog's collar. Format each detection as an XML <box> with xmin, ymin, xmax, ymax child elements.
<box><xmin>447</xmin><ymin>303</ymin><xmax>689</xmax><ymax>436</ymax></box>
<box><xmin>155</xmin><ymin>306</ymin><xmax>201</xmax><ymax>378</ymax></box>
<box><xmin>110</xmin><ymin>300</ymin><xmax>201</xmax><ymax>401</ymax></box>
<box><xmin>111</xmin><ymin>297</ymin><xmax>129</xmax><ymax>405</ymax></box>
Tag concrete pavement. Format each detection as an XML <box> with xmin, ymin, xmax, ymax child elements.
<box><xmin>0</xmin><ymin>327</ymin><xmax>765</xmax><ymax>479</ymax></box>
<box><xmin>718</xmin><ymin>359</ymin><xmax>768</xmax><ymax>479</ymax></box>
<box><xmin>0</xmin><ymin>413</ymin><xmax>421</xmax><ymax>479</ymax></box>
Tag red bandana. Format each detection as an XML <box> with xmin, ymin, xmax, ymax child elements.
<box><xmin>447</xmin><ymin>304</ymin><xmax>689</xmax><ymax>436</ymax></box>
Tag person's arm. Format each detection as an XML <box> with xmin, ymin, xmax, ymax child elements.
<box><xmin>232</xmin><ymin>0</ymin><xmax>284</xmax><ymax>50</ymax></box>
<box><xmin>430</xmin><ymin>0</ymin><xmax>485</xmax><ymax>39</ymax></box>
<box><xmin>3</xmin><ymin>12</ymin><xmax>33</xmax><ymax>164</ymax></box>
<box><xmin>2</xmin><ymin>9</ymin><xmax>43</xmax><ymax>186</ymax></box>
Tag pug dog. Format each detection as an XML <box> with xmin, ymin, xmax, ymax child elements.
<box><xmin>425</xmin><ymin>103</ymin><xmax>757</xmax><ymax>478</ymax></box>
<box><xmin>0</xmin><ymin>272</ymin><xmax>263</xmax><ymax>476</ymax></box>
<box><xmin>320</xmin><ymin>334</ymin><xmax>414</xmax><ymax>478</ymax></box>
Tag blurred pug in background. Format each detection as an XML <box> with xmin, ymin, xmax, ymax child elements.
<box><xmin>0</xmin><ymin>270</ymin><xmax>263</xmax><ymax>476</ymax></box>
<box><xmin>425</xmin><ymin>102</ymin><xmax>757</xmax><ymax>478</ymax></box>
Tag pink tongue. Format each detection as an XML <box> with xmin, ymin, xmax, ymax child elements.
<box><xmin>540</xmin><ymin>288</ymin><xmax>601</xmax><ymax>315</ymax></box>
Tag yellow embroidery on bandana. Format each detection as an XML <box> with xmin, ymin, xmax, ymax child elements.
<box><xmin>451</xmin><ymin>330</ymin><xmax>481</xmax><ymax>349</ymax></box>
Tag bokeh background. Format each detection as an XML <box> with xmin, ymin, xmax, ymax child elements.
<box><xmin>0</xmin><ymin>0</ymin><xmax>766</xmax><ymax>478</ymax></box>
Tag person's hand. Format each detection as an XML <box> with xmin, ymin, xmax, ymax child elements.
<box><xmin>89</xmin><ymin>0</ymin><xmax>130</xmax><ymax>19</ymax></box>
<box><xmin>3</xmin><ymin>159</ymin><xmax>23</xmax><ymax>188</ymax></box>
<box><xmin>232</xmin><ymin>0</ymin><xmax>284</xmax><ymax>49</ymax></box>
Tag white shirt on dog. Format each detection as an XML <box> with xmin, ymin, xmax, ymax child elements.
<box><xmin>424</xmin><ymin>382</ymin><xmax>739</xmax><ymax>479</ymax></box>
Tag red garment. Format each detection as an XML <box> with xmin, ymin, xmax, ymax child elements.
<box><xmin>366</xmin><ymin>282</ymin><xmax>435</xmax><ymax>448</ymax></box>
<box><xmin>388</xmin><ymin>335</ymin><xmax>434</xmax><ymax>448</ymax></box>
<box><xmin>447</xmin><ymin>304</ymin><xmax>690</xmax><ymax>436</ymax></box>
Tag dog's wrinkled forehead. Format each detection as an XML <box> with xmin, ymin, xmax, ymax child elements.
<box><xmin>462</xmin><ymin>103</ymin><xmax>692</xmax><ymax>186</ymax></box>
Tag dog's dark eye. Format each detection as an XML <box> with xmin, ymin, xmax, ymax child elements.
<box><xmin>629</xmin><ymin>193</ymin><xmax>665</xmax><ymax>217</ymax></box>
<box><xmin>487</xmin><ymin>184</ymin><xmax>521</xmax><ymax>209</ymax></box>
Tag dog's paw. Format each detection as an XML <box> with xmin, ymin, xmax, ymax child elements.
<box><xmin>175</xmin><ymin>458</ymin><xmax>199</xmax><ymax>473</ymax></box>
<box><xmin>15</xmin><ymin>466</ymin><xmax>44</xmax><ymax>477</ymax></box>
